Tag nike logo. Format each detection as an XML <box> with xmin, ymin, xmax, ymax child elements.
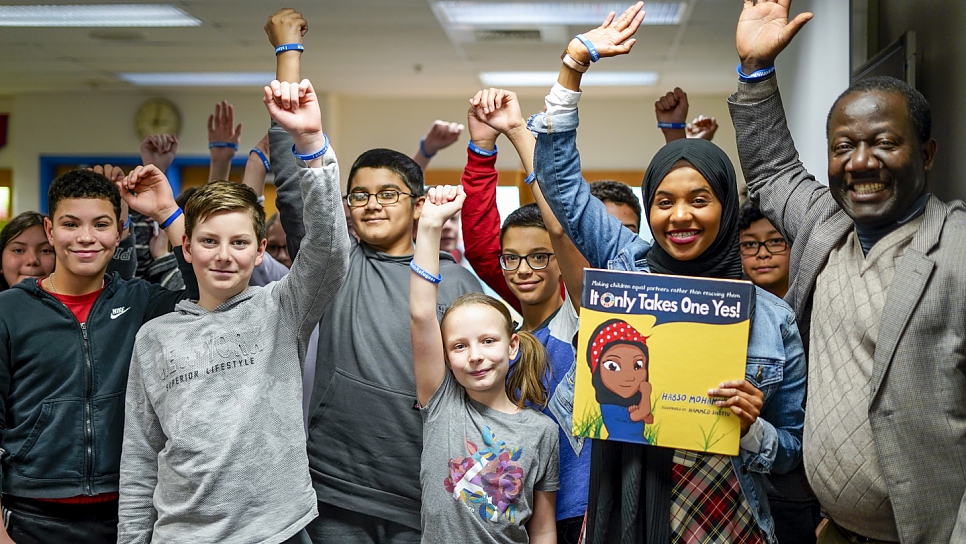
<box><xmin>110</xmin><ymin>307</ymin><xmax>131</xmax><ymax>320</ymax></box>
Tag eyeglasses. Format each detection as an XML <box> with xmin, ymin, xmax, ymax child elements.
<box><xmin>345</xmin><ymin>189</ymin><xmax>414</xmax><ymax>208</ymax></box>
<box><xmin>499</xmin><ymin>252</ymin><xmax>554</xmax><ymax>271</ymax></box>
<box><xmin>738</xmin><ymin>238</ymin><xmax>788</xmax><ymax>256</ymax></box>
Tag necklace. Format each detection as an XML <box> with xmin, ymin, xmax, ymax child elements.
<box><xmin>47</xmin><ymin>272</ymin><xmax>58</xmax><ymax>294</ymax></box>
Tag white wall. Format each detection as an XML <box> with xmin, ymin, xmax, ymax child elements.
<box><xmin>5</xmin><ymin>89</ymin><xmax>741</xmax><ymax>214</ymax></box>
<box><xmin>774</xmin><ymin>0</ymin><xmax>851</xmax><ymax>186</ymax></box>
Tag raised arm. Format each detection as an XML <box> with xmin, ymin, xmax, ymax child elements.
<box><xmin>207</xmin><ymin>100</ymin><xmax>242</xmax><ymax>182</ymax></box>
<box><xmin>470</xmin><ymin>88</ymin><xmax>586</xmax><ymax>311</ymax></box>
<box><xmin>266</xmin><ymin>8</ymin><xmax>309</xmax><ymax>259</ymax></box>
<box><xmin>243</xmin><ymin>132</ymin><xmax>271</xmax><ymax>198</ymax></box>
<box><xmin>411</xmin><ymin>185</ymin><xmax>466</xmax><ymax>407</ymax></box>
<box><xmin>458</xmin><ymin>97</ymin><xmax>520</xmax><ymax>311</ymax></box>
<box><xmin>139</xmin><ymin>134</ymin><xmax>178</xmax><ymax>173</ymax></box>
<box><xmin>530</xmin><ymin>4</ymin><xmax>649</xmax><ymax>270</ymax></box>
<box><xmin>728</xmin><ymin>0</ymin><xmax>819</xmax><ymax>243</ymax></box>
<box><xmin>263</xmin><ymin>78</ymin><xmax>351</xmax><ymax>347</ymax></box>
<box><xmin>412</xmin><ymin>120</ymin><xmax>463</xmax><ymax>172</ymax></box>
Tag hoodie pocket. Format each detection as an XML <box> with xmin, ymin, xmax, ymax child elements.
<box><xmin>307</xmin><ymin>369</ymin><xmax>423</xmax><ymax>502</ymax></box>
<box><xmin>15</xmin><ymin>398</ymin><xmax>86</xmax><ymax>480</ymax></box>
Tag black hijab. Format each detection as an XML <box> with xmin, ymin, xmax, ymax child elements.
<box><xmin>642</xmin><ymin>138</ymin><xmax>743</xmax><ymax>280</ymax></box>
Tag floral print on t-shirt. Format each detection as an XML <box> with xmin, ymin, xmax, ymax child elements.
<box><xmin>443</xmin><ymin>426</ymin><xmax>524</xmax><ymax>523</ymax></box>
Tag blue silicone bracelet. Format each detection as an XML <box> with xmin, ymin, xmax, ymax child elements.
<box><xmin>250</xmin><ymin>148</ymin><xmax>271</xmax><ymax>172</ymax></box>
<box><xmin>736</xmin><ymin>62</ymin><xmax>776</xmax><ymax>82</ymax></box>
<box><xmin>291</xmin><ymin>134</ymin><xmax>330</xmax><ymax>161</ymax></box>
<box><xmin>275</xmin><ymin>43</ymin><xmax>304</xmax><ymax>55</ymax></box>
<box><xmin>468</xmin><ymin>141</ymin><xmax>497</xmax><ymax>157</ymax></box>
<box><xmin>524</xmin><ymin>171</ymin><xmax>536</xmax><ymax>185</ymax></box>
<box><xmin>410</xmin><ymin>260</ymin><xmax>442</xmax><ymax>284</ymax></box>
<box><xmin>159</xmin><ymin>207</ymin><xmax>183</xmax><ymax>230</ymax></box>
<box><xmin>419</xmin><ymin>138</ymin><xmax>436</xmax><ymax>159</ymax></box>
<box><xmin>208</xmin><ymin>141</ymin><xmax>239</xmax><ymax>150</ymax></box>
<box><xmin>575</xmin><ymin>34</ymin><xmax>600</xmax><ymax>63</ymax></box>
<box><xmin>657</xmin><ymin>122</ymin><xmax>687</xmax><ymax>130</ymax></box>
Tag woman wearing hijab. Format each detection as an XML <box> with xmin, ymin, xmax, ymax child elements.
<box><xmin>526</xmin><ymin>4</ymin><xmax>807</xmax><ymax>543</ymax></box>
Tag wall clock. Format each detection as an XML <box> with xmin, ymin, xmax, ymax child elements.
<box><xmin>135</xmin><ymin>98</ymin><xmax>181</xmax><ymax>138</ymax></box>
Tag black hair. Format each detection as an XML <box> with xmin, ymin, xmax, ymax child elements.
<box><xmin>347</xmin><ymin>148</ymin><xmax>425</xmax><ymax>199</ymax></box>
<box><xmin>827</xmin><ymin>76</ymin><xmax>932</xmax><ymax>143</ymax></box>
<box><xmin>47</xmin><ymin>169</ymin><xmax>122</xmax><ymax>220</ymax></box>
<box><xmin>589</xmin><ymin>180</ymin><xmax>642</xmax><ymax>228</ymax></box>
<box><xmin>737</xmin><ymin>200</ymin><xmax>767</xmax><ymax>231</ymax></box>
<box><xmin>175</xmin><ymin>186</ymin><xmax>200</xmax><ymax>210</ymax></box>
<box><xmin>499</xmin><ymin>203</ymin><xmax>546</xmax><ymax>245</ymax></box>
<box><xmin>0</xmin><ymin>211</ymin><xmax>48</xmax><ymax>290</ymax></box>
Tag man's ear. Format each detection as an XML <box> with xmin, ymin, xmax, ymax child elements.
<box><xmin>254</xmin><ymin>238</ymin><xmax>267</xmax><ymax>267</ymax></box>
<box><xmin>412</xmin><ymin>195</ymin><xmax>427</xmax><ymax>221</ymax></box>
<box><xmin>182</xmin><ymin>234</ymin><xmax>193</xmax><ymax>264</ymax></box>
<box><xmin>922</xmin><ymin>138</ymin><xmax>938</xmax><ymax>172</ymax></box>
<box><xmin>43</xmin><ymin>216</ymin><xmax>54</xmax><ymax>245</ymax></box>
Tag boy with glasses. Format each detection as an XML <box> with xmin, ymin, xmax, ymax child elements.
<box><xmin>738</xmin><ymin>201</ymin><xmax>791</xmax><ymax>299</ymax></box>
<box><xmin>264</xmin><ymin>9</ymin><xmax>481</xmax><ymax>542</ymax></box>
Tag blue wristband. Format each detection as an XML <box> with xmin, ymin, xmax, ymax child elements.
<box><xmin>736</xmin><ymin>62</ymin><xmax>775</xmax><ymax>82</ymax></box>
<box><xmin>209</xmin><ymin>141</ymin><xmax>239</xmax><ymax>150</ymax></box>
<box><xmin>275</xmin><ymin>43</ymin><xmax>304</xmax><ymax>55</ymax></box>
<box><xmin>524</xmin><ymin>171</ymin><xmax>536</xmax><ymax>185</ymax></box>
<box><xmin>419</xmin><ymin>138</ymin><xmax>436</xmax><ymax>159</ymax></box>
<box><xmin>468</xmin><ymin>141</ymin><xmax>497</xmax><ymax>157</ymax></box>
<box><xmin>159</xmin><ymin>207</ymin><xmax>183</xmax><ymax>230</ymax></box>
<box><xmin>410</xmin><ymin>260</ymin><xmax>442</xmax><ymax>284</ymax></box>
<box><xmin>574</xmin><ymin>34</ymin><xmax>600</xmax><ymax>63</ymax></box>
<box><xmin>250</xmin><ymin>148</ymin><xmax>271</xmax><ymax>172</ymax></box>
<box><xmin>657</xmin><ymin>122</ymin><xmax>687</xmax><ymax>130</ymax></box>
<box><xmin>122</xmin><ymin>216</ymin><xmax>131</xmax><ymax>230</ymax></box>
<box><xmin>291</xmin><ymin>134</ymin><xmax>330</xmax><ymax>161</ymax></box>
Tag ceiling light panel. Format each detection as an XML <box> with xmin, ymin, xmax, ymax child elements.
<box><xmin>434</xmin><ymin>2</ymin><xmax>685</xmax><ymax>26</ymax></box>
<box><xmin>119</xmin><ymin>72</ymin><xmax>274</xmax><ymax>86</ymax></box>
<box><xmin>0</xmin><ymin>4</ymin><xmax>201</xmax><ymax>27</ymax></box>
<box><xmin>479</xmin><ymin>71</ymin><xmax>657</xmax><ymax>87</ymax></box>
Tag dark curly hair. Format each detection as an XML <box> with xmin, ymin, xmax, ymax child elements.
<box><xmin>48</xmin><ymin>169</ymin><xmax>121</xmax><ymax>221</ymax></box>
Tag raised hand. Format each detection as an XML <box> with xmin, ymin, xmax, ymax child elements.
<box><xmin>420</xmin><ymin>185</ymin><xmax>466</xmax><ymax>228</ymax></box>
<box><xmin>265</xmin><ymin>7</ymin><xmax>307</xmax><ymax>48</ymax></box>
<box><xmin>469</xmin><ymin>88</ymin><xmax>526</xmax><ymax>136</ymax></box>
<box><xmin>117</xmin><ymin>165</ymin><xmax>178</xmax><ymax>222</ymax></box>
<box><xmin>565</xmin><ymin>2</ymin><xmax>646</xmax><ymax>64</ymax></box>
<box><xmin>263</xmin><ymin>79</ymin><xmax>325</xmax><ymax>157</ymax></box>
<box><xmin>88</xmin><ymin>163</ymin><xmax>126</xmax><ymax>183</ymax></box>
<box><xmin>421</xmin><ymin>120</ymin><xmax>464</xmax><ymax>157</ymax></box>
<box><xmin>139</xmin><ymin>134</ymin><xmax>178</xmax><ymax>172</ymax></box>
<box><xmin>709</xmin><ymin>379</ymin><xmax>765</xmax><ymax>437</ymax></box>
<box><xmin>687</xmin><ymin>115</ymin><xmax>718</xmax><ymax>141</ymax></box>
<box><xmin>207</xmin><ymin>100</ymin><xmax>242</xmax><ymax>160</ymax></box>
<box><xmin>736</xmin><ymin>0</ymin><xmax>813</xmax><ymax>73</ymax></box>
<box><xmin>654</xmin><ymin>87</ymin><xmax>689</xmax><ymax>126</ymax></box>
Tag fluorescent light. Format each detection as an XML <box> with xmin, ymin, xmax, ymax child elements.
<box><xmin>480</xmin><ymin>71</ymin><xmax>657</xmax><ymax>87</ymax></box>
<box><xmin>119</xmin><ymin>72</ymin><xmax>275</xmax><ymax>87</ymax></box>
<box><xmin>0</xmin><ymin>4</ymin><xmax>201</xmax><ymax>27</ymax></box>
<box><xmin>434</xmin><ymin>2</ymin><xmax>685</xmax><ymax>26</ymax></box>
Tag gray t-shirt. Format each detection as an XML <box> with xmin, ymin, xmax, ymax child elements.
<box><xmin>420</xmin><ymin>371</ymin><xmax>560</xmax><ymax>544</ymax></box>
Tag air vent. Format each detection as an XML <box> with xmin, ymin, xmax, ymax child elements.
<box><xmin>474</xmin><ymin>29</ymin><xmax>542</xmax><ymax>41</ymax></box>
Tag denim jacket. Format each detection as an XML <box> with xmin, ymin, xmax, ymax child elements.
<box><xmin>531</xmin><ymin>107</ymin><xmax>806</xmax><ymax>544</ymax></box>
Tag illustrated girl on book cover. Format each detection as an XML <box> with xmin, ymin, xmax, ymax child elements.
<box><xmin>587</xmin><ymin>319</ymin><xmax>654</xmax><ymax>441</ymax></box>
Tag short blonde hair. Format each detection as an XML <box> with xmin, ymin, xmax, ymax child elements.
<box><xmin>184</xmin><ymin>181</ymin><xmax>266</xmax><ymax>241</ymax></box>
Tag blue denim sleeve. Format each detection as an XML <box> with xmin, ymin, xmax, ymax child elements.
<box><xmin>741</xmin><ymin>304</ymin><xmax>806</xmax><ymax>475</ymax></box>
<box><xmin>529</xmin><ymin>110</ymin><xmax>649</xmax><ymax>271</ymax></box>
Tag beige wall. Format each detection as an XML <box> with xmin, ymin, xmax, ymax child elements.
<box><xmin>3</xmin><ymin>88</ymin><xmax>741</xmax><ymax>214</ymax></box>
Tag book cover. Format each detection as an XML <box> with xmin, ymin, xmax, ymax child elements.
<box><xmin>573</xmin><ymin>268</ymin><xmax>754</xmax><ymax>456</ymax></box>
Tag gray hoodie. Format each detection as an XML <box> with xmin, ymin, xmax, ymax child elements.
<box><xmin>117</xmin><ymin>146</ymin><xmax>350</xmax><ymax>544</ymax></box>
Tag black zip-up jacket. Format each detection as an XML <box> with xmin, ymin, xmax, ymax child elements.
<box><xmin>0</xmin><ymin>252</ymin><xmax>195</xmax><ymax>498</ymax></box>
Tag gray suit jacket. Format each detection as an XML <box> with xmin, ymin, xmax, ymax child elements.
<box><xmin>728</xmin><ymin>77</ymin><xmax>966</xmax><ymax>543</ymax></box>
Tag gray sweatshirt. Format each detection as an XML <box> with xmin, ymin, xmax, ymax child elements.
<box><xmin>117</xmin><ymin>147</ymin><xmax>350</xmax><ymax>544</ymax></box>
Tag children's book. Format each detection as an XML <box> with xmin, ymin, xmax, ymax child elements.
<box><xmin>573</xmin><ymin>268</ymin><xmax>754</xmax><ymax>456</ymax></box>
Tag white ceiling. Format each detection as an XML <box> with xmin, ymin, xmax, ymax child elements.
<box><xmin>0</xmin><ymin>0</ymin><xmax>745</xmax><ymax>97</ymax></box>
